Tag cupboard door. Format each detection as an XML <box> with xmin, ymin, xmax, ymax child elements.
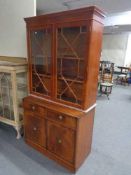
<box><xmin>56</xmin><ymin>23</ymin><xmax>88</xmax><ymax>105</ymax></box>
<box><xmin>47</xmin><ymin>121</ymin><xmax>75</xmax><ymax>163</ymax></box>
<box><xmin>24</xmin><ymin>115</ymin><xmax>46</xmax><ymax>147</ymax></box>
<box><xmin>30</xmin><ymin>27</ymin><xmax>52</xmax><ymax>97</ymax></box>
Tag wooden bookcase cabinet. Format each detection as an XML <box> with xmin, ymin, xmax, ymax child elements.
<box><xmin>24</xmin><ymin>6</ymin><xmax>105</xmax><ymax>172</ymax></box>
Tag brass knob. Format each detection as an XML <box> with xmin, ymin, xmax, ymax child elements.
<box><xmin>32</xmin><ymin>105</ymin><xmax>35</xmax><ymax>111</ymax></box>
<box><xmin>58</xmin><ymin>115</ymin><xmax>63</xmax><ymax>120</ymax></box>
<box><xmin>58</xmin><ymin>139</ymin><xmax>62</xmax><ymax>144</ymax></box>
<box><xmin>33</xmin><ymin>127</ymin><xmax>37</xmax><ymax>131</ymax></box>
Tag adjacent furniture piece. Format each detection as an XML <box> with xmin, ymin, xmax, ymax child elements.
<box><xmin>100</xmin><ymin>82</ymin><xmax>113</xmax><ymax>99</ymax></box>
<box><xmin>98</xmin><ymin>61</ymin><xmax>114</xmax><ymax>98</ymax></box>
<box><xmin>127</xmin><ymin>70</ymin><xmax>131</xmax><ymax>84</ymax></box>
<box><xmin>116</xmin><ymin>66</ymin><xmax>130</xmax><ymax>85</ymax></box>
<box><xmin>0</xmin><ymin>56</ymin><xmax>27</xmax><ymax>139</ymax></box>
<box><xmin>116</xmin><ymin>74</ymin><xmax>128</xmax><ymax>85</ymax></box>
<box><xmin>100</xmin><ymin>61</ymin><xmax>114</xmax><ymax>83</ymax></box>
<box><xmin>117</xmin><ymin>66</ymin><xmax>129</xmax><ymax>74</ymax></box>
<box><xmin>23</xmin><ymin>6</ymin><xmax>105</xmax><ymax>172</ymax></box>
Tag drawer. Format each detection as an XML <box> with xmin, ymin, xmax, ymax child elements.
<box><xmin>46</xmin><ymin>110</ymin><xmax>76</xmax><ymax>129</ymax></box>
<box><xmin>23</xmin><ymin>100</ymin><xmax>45</xmax><ymax>115</ymax></box>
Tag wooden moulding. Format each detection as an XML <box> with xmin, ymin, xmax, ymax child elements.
<box><xmin>0</xmin><ymin>56</ymin><xmax>27</xmax><ymax>65</ymax></box>
<box><xmin>24</xmin><ymin>6</ymin><xmax>106</xmax><ymax>27</ymax></box>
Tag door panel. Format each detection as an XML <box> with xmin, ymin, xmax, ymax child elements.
<box><xmin>47</xmin><ymin>121</ymin><xmax>75</xmax><ymax>163</ymax></box>
<box><xmin>56</xmin><ymin>22</ymin><xmax>88</xmax><ymax>105</ymax></box>
<box><xmin>25</xmin><ymin>115</ymin><xmax>46</xmax><ymax>147</ymax></box>
<box><xmin>30</xmin><ymin>27</ymin><xmax>52</xmax><ymax>97</ymax></box>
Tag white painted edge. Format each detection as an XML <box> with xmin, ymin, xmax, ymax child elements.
<box><xmin>31</xmin><ymin>94</ymin><xmax>97</xmax><ymax>113</ymax></box>
<box><xmin>83</xmin><ymin>103</ymin><xmax>97</xmax><ymax>113</ymax></box>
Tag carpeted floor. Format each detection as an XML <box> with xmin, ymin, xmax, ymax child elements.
<box><xmin>0</xmin><ymin>84</ymin><xmax>131</xmax><ymax>175</ymax></box>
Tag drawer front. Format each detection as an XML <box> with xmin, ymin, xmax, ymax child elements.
<box><xmin>24</xmin><ymin>115</ymin><xmax>46</xmax><ymax>147</ymax></box>
<box><xmin>47</xmin><ymin>121</ymin><xmax>75</xmax><ymax>163</ymax></box>
<box><xmin>46</xmin><ymin>110</ymin><xmax>76</xmax><ymax>129</ymax></box>
<box><xmin>23</xmin><ymin>100</ymin><xmax>45</xmax><ymax>115</ymax></box>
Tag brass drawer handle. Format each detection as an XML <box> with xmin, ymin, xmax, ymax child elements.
<box><xmin>33</xmin><ymin>127</ymin><xmax>37</xmax><ymax>131</ymax></box>
<box><xmin>58</xmin><ymin>115</ymin><xmax>63</xmax><ymax>120</ymax></box>
<box><xmin>58</xmin><ymin>139</ymin><xmax>62</xmax><ymax>144</ymax></box>
<box><xmin>31</xmin><ymin>105</ymin><xmax>36</xmax><ymax>111</ymax></box>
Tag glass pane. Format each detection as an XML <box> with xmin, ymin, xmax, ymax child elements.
<box><xmin>16</xmin><ymin>72</ymin><xmax>27</xmax><ymax>121</ymax></box>
<box><xmin>57</xmin><ymin>25</ymin><xmax>87</xmax><ymax>105</ymax></box>
<box><xmin>0</xmin><ymin>73</ymin><xmax>14</xmax><ymax>120</ymax></box>
<box><xmin>31</xmin><ymin>28</ymin><xmax>52</xmax><ymax>96</ymax></box>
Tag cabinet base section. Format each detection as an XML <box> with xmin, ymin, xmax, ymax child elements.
<box><xmin>25</xmin><ymin>138</ymin><xmax>77</xmax><ymax>173</ymax></box>
<box><xmin>23</xmin><ymin>97</ymin><xmax>95</xmax><ymax>172</ymax></box>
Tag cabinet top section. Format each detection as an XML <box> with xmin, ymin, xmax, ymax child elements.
<box><xmin>24</xmin><ymin>6</ymin><xmax>105</xmax><ymax>25</ymax></box>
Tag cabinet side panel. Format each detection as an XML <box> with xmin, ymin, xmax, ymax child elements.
<box><xmin>75</xmin><ymin>109</ymin><xmax>95</xmax><ymax>169</ymax></box>
<box><xmin>26</xmin><ymin>25</ymin><xmax>32</xmax><ymax>94</ymax></box>
<box><xmin>84</xmin><ymin>21</ymin><xmax>104</xmax><ymax>109</ymax></box>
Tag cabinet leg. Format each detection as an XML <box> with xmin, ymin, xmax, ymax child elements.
<box><xmin>14</xmin><ymin>126</ymin><xmax>21</xmax><ymax>139</ymax></box>
<box><xmin>107</xmin><ymin>94</ymin><xmax>110</xmax><ymax>100</ymax></box>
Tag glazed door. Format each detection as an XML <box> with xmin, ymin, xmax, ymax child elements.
<box><xmin>29</xmin><ymin>27</ymin><xmax>52</xmax><ymax>97</ymax></box>
<box><xmin>47</xmin><ymin>121</ymin><xmax>75</xmax><ymax>163</ymax></box>
<box><xmin>56</xmin><ymin>22</ymin><xmax>88</xmax><ymax>106</ymax></box>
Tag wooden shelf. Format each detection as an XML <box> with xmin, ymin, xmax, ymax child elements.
<box><xmin>57</xmin><ymin>94</ymin><xmax>82</xmax><ymax>101</ymax></box>
<box><xmin>17</xmin><ymin>83</ymin><xmax>27</xmax><ymax>89</ymax></box>
<box><xmin>0</xmin><ymin>85</ymin><xmax>11</xmax><ymax>89</ymax></box>
<box><xmin>57</xmin><ymin>56</ymin><xmax>84</xmax><ymax>61</ymax></box>
<box><xmin>58</xmin><ymin>76</ymin><xmax>84</xmax><ymax>84</ymax></box>
<box><xmin>33</xmin><ymin>73</ymin><xmax>51</xmax><ymax>78</ymax></box>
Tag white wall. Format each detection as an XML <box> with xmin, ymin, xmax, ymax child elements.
<box><xmin>104</xmin><ymin>11</ymin><xmax>131</xmax><ymax>26</ymax></box>
<box><xmin>101</xmin><ymin>33</ymin><xmax>128</xmax><ymax>69</ymax></box>
<box><xmin>0</xmin><ymin>0</ymin><xmax>36</xmax><ymax>57</ymax></box>
<box><xmin>124</xmin><ymin>34</ymin><xmax>131</xmax><ymax>66</ymax></box>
